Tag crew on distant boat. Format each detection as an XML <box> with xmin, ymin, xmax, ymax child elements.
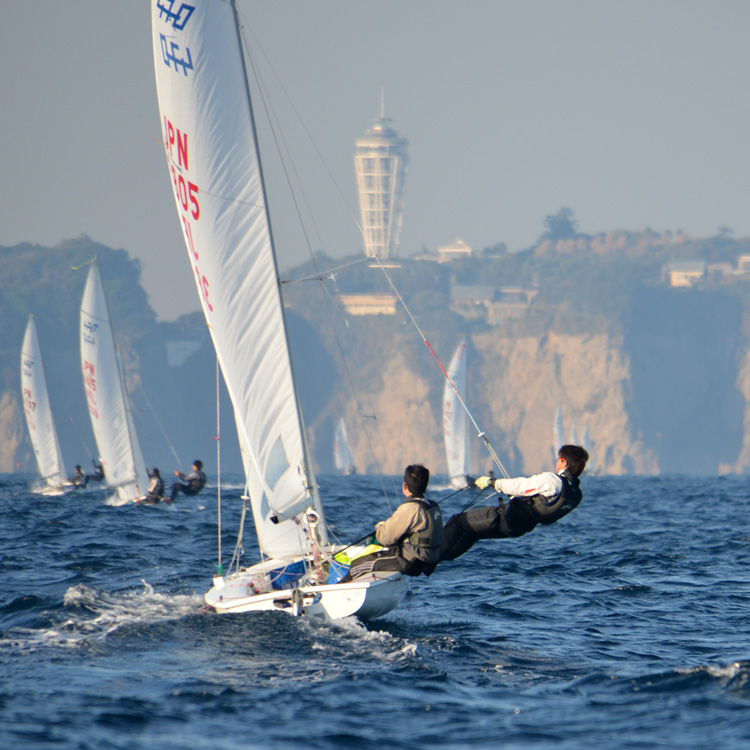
<box><xmin>167</xmin><ymin>460</ymin><xmax>206</xmax><ymax>504</ymax></box>
<box><xmin>429</xmin><ymin>444</ymin><xmax>589</xmax><ymax>570</ymax></box>
<box><xmin>136</xmin><ymin>468</ymin><xmax>166</xmax><ymax>506</ymax></box>
<box><xmin>82</xmin><ymin>459</ymin><xmax>105</xmax><ymax>488</ymax></box>
<box><xmin>339</xmin><ymin>464</ymin><xmax>444</xmax><ymax>582</ymax></box>
<box><xmin>71</xmin><ymin>465</ymin><xmax>85</xmax><ymax>488</ymax></box>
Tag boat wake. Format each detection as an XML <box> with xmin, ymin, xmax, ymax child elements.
<box><xmin>0</xmin><ymin>582</ymin><xmax>201</xmax><ymax>653</ymax></box>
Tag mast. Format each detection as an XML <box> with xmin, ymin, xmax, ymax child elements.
<box><xmin>228</xmin><ymin>0</ymin><xmax>326</xmax><ymax>541</ymax></box>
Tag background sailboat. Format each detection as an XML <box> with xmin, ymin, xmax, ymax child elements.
<box><xmin>21</xmin><ymin>316</ymin><xmax>69</xmax><ymax>495</ymax></box>
<box><xmin>151</xmin><ymin>0</ymin><xmax>406</xmax><ymax>619</ymax></box>
<box><xmin>443</xmin><ymin>339</ymin><xmax>471</xmax><ymax>488</ymax></box>
<box><xmin>80</xmin><ymin>263</ymin><xmax>149</xmax><ymax>504</ymax></box>
<box><xmin>554</xmin><ymin>404</ymin><xmax>564</xmax><ymax>458</ymax></box>
<box><xmin>333</xmin><ymin>418</ymin><xmax>356</xmax><ymax>475</ymax></box>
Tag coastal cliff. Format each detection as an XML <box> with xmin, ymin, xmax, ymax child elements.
<box><xmin>3</xmin><ymin>234</ymin><xmax>750</xmax><ymax>478</ymax></box>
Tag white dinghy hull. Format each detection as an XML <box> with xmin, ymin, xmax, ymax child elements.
<box><xmin>205</xmin><ymin>565</ymin><xmax>407</xmax><ymax>621</ymax></box>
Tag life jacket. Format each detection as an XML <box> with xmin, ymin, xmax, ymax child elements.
<box><xmin>505</xmin><ymin>470</ymin><xmax>582</xmax><ymax>534</ymax></box>
<box><xmin>402</xmin><ymin>498</ymin><xmax>444</xmax><ymax>564</ymax></box>
<box><xmin>189</xmin><ymin>471</ymin><xmax>206</xmax><ymax>494</ymax></box>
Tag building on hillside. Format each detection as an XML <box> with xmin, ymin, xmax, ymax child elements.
<box><xmin>450</xmin><ymin>285</ymin><xmax>496</xmax><ymax>320</ymax></box>
<box><xmin>354</xmin><ymin>101</ymin><xmax>408</xmax><ymax>260</ymax></box>
<box><xmin>706</xmin><ymin>262</ymin><xmax>734</xmax><ymax>281</ymax></box>
<box><xmin>438</xmin><ymin>239</ymin><xmax>473</xmax><ymax>263</ymax></box>
<box><xmin>668</xmin><ymin>261</ymin><xmax>706</xmax><ymax>288</ymax></box>
<box><xmin>487</xmin><ymin>287</ymin><xmax>538</xmax><ymax>323</ymax></box>
<box><xmin>339</xmin><ymin>294</ymin><xmax>398</xmax><ymax>316</ymax></box>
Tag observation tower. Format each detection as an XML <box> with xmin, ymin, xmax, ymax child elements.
<box><xmin>354</xmin><ymin>99</ymin><xmax>408</xmax><ymax>259</ymax></box>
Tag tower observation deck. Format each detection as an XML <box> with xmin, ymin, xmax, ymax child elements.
<box><xmin>354</xmin><ymin>104</ymin><xmax>408</xmax><ymax>259</ymax></box>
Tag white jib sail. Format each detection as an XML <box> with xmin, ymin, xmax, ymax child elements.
<box><xmin>21</xmin><ymin>317</ymin><xmax>67</xmax><ymax>488</ymax></box>
<box><xmin>151</xmin><ymin>0</ymin><xmax>325</xmax><ymax>560</ymax></box>
<box><xmin>80</xmin><ymin>264</ymin><xmax>149</xmax><ymax>502</ymax></box>
<box><xmin>333</xmin><ymin>418</ymin><xmax>355</xmax><ymax>474</ymax></box>
<box><xmin>443</xmin><ymin>339</ymin><xmax>470</xmax><ymax>485</ymax></box>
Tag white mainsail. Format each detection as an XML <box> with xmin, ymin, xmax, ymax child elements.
<box><xmin>151</xmin><ymin>0</ymin><xmax>405</xmax><ymax>620</ymax></box>
<box><xmin>152</xmin><ymin>0</ymin><xmax>324</xmax><ymax>560</ymax></box>
<box><xmin>21</xmin><ymin>317</ymin><xmax>67</xmax><ymax>491</ymax></box>
<box><xmin>333</xmin><ymin>418</ymin><xmax>356</xmax><ymax>475</ymax></box>
<box><xmin>443</xmin><ymin>339</ymin><xmax>471</xmax><ymax>487</ymax></box>
<box><xmin>80</xmin><ymin>264</ymin><xmax>149</xmax><ymax>503</ymax></box>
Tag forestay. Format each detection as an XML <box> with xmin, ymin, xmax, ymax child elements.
<box><xmin>151</xmin><ymin>0</ymin><xmax>326</xmax><ymax>559</ymax></box>
<box><xmin>80</xmin><ymin>264</ymin><xmax>148</xmax><ymax>503</ymax></box>
<box><xmin>21</xmin><ymin>317</ymin><xmax>67</xmax><ymax>489</ymax></box>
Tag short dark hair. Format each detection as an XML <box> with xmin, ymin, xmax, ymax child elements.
<box><xmin>403</xmin><ymin>464</ymin><xmax>429</xmax><ymax>496</ymax></box>
<box><xmin>194</xmin><ymin>460</ymin><xmax>203</xmax><ymax>471</ymax></box>
<box><xmin>558</xmin><ymin>445</ymin><xmax>589</xmax><ymax>477</ymax></box>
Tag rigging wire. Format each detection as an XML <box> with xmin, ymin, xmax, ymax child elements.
<box><xmin>237</xmin><ymin>12</ymin><xmax>401</xmax><ymax>512</ymax></box>
<box><xmin>66</xmin><ymin>413</ymin><xmax>93</xmax><ymax>461</ymax></box>
<box><xmin>137</xmin><ymin>383</ymin><xmax>182</xmax><ymax>468</ymax></box>
<box><xmin>370</xmin><ymin>255</ymin><xmax>511</xmax><ymax>480</ymax></box>
<box><xmin>215</xmin><ymin>357</ymin><xmax>223</xmax><ymax>575</ymax></box>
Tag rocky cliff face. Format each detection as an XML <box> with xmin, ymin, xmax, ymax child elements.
<box><xmin>5</xmin><ymin>241</ymin><xmax>750</xmax><ymax>479</ymax></box>
<box><xmin>322</xmin><ymin>332</ymin><xmax>660</xmax><ymax>478</ymax></box>
<box><xmin>302</xmin><ymin>276</ymin><xmax>749</xmax><ymax>478</ymax></box>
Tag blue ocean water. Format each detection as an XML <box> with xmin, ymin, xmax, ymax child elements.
<box><xmin>2</xmin><ymin>472</ymin><xmax>750</xmax><ymax>749</ymax></box>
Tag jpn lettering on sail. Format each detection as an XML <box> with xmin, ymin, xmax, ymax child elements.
<box><xmin>152</xmin><ymin>0</ymin><xmax>323</xmax><ymax>559</ymax></box>
<box><xmin>80</xmin><ymin>264</ymin><xmax>148</xmax><ymax>503</ymax></box>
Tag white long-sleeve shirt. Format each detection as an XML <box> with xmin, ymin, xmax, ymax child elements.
<box><xmin>497</xmin><ymin>471</ymin><xmax>563</xmax><ymax>500</ymax></box>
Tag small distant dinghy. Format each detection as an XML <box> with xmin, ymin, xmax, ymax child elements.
<box><xmin>21</xmin><ymin>317</ymin><xmax>72</xmax><ymax>496</ymax></box>
<box><xmin>151</xmin><ymin>0</ymin><xmax>406</xmax><ymax>619</ymax></box>
<box><xmin>80</xmin><ymin>263</ymin><xmax>150</xmax><ymax>505</ymax></box>
<box><xmin>443</xmin><ymin>339</ymin><xmax>472</xmax><ymax>488</ymax></box>
<box><xmin>334</xmin><ymin>418</ymin><xmax>356</xmax><ymax>476</ymax></box>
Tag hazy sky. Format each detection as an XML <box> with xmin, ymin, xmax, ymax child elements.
<box><xmin>2</xmin><ymin>1</ymin><xmax>749</xmax><ymax>320</ymax></box>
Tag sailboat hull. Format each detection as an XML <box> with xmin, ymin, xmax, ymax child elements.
<box><xmin>205</xmin><ymin>561</ymin><xmax>408</xmax><ymax>621</ymax></box>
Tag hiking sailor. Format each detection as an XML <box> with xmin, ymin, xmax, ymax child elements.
<box><xmin>339</xmin><ymin>464</ymin><xmax>443</xmax><ymax>582</ymax></box>
<box><xmin>71</xmin><ymin>465</ymin><xmax>85</xmax><ymax>488</ymax></box>
<box><xmin>433</xmin><ymin>444</ymin><xmax>589</xmax><ymax>567</ymax></box>
<box><xmin>83</xmin><ymin>459</ymin><xmax>105</xmax><ymax>488</ymax></box>
<box><xmin>136</xmin><ymin>468</ymin><xmax>166</xmax><ymax>506</ymax></box>
<box><xmin>168</xmin><ymin>460</ymin><xmax>206</xmax><ymax>504</ymax></box>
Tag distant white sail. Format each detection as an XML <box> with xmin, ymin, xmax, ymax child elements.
<box><xmin>570</xmin><ymin>421</ymin><xmax>578</xmax><ymax>445</ymax></box>
<box><xmin>554</xmin><ymin>404</ymin><xmax>564</xmax><ymax>451</ymax></box>
<box><xmin>21</xmin><ymin>317</ymin><xmax>67</xmax><ymax>490</ymax></box>
<box><xmin>443</xmin><ymin>339</ymin><xmax>471</xmax><ymax>487</ymax></box>
<box><xmin>80</xmin><ymin>263</ymin><xmax>148</xmax><ymax>503</ymax></box>
<box><xmin>333</xmin><ymin>418</ymin><xmax>356</xmax><ymax>475</ymax></box>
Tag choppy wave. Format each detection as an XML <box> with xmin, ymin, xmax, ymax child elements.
<box><xmin>3</xmin><ymin>474</ymin><xmax>750</xmax><ymax>748</ymax></box>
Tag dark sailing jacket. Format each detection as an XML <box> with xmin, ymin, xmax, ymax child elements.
<box><xmin>503</xmin><ymin>470</ymin><xmax>582</xmax><ymax>536</ymax></box>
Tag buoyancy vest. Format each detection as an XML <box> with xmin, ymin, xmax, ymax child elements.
<box><xmin>505</xmin><ymin>470</ymin><xmax>582</xmax><ymax>533</ymax></box>
<box><xmin>402</xmin><ymin>498</ymin><xmax>444</xmax><ymax>564</ymax></box>
<box><xmin>189</xmin><ymin>471</ymin><xmax>207</xmax><ymax>494</ymax></box>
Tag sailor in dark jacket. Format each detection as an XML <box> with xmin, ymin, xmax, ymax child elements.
<box><xmin>433</xmin><ymin>445</ymin><xmax>589</xmax><ymax>566</ymax></box>
<box><xmin>168</xmin><ymin>460</ymin><xmax>207</xmax><ymax>504</ymax></box>
<box><xmin>136</xmin><ymin>468</ymin><xmax>166</xmax><ymax>506</ymax></box>
<box><xmin>339</xmin><ymin>464</ymin><xmax>443</xmax><ymax>582</ymax></box>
